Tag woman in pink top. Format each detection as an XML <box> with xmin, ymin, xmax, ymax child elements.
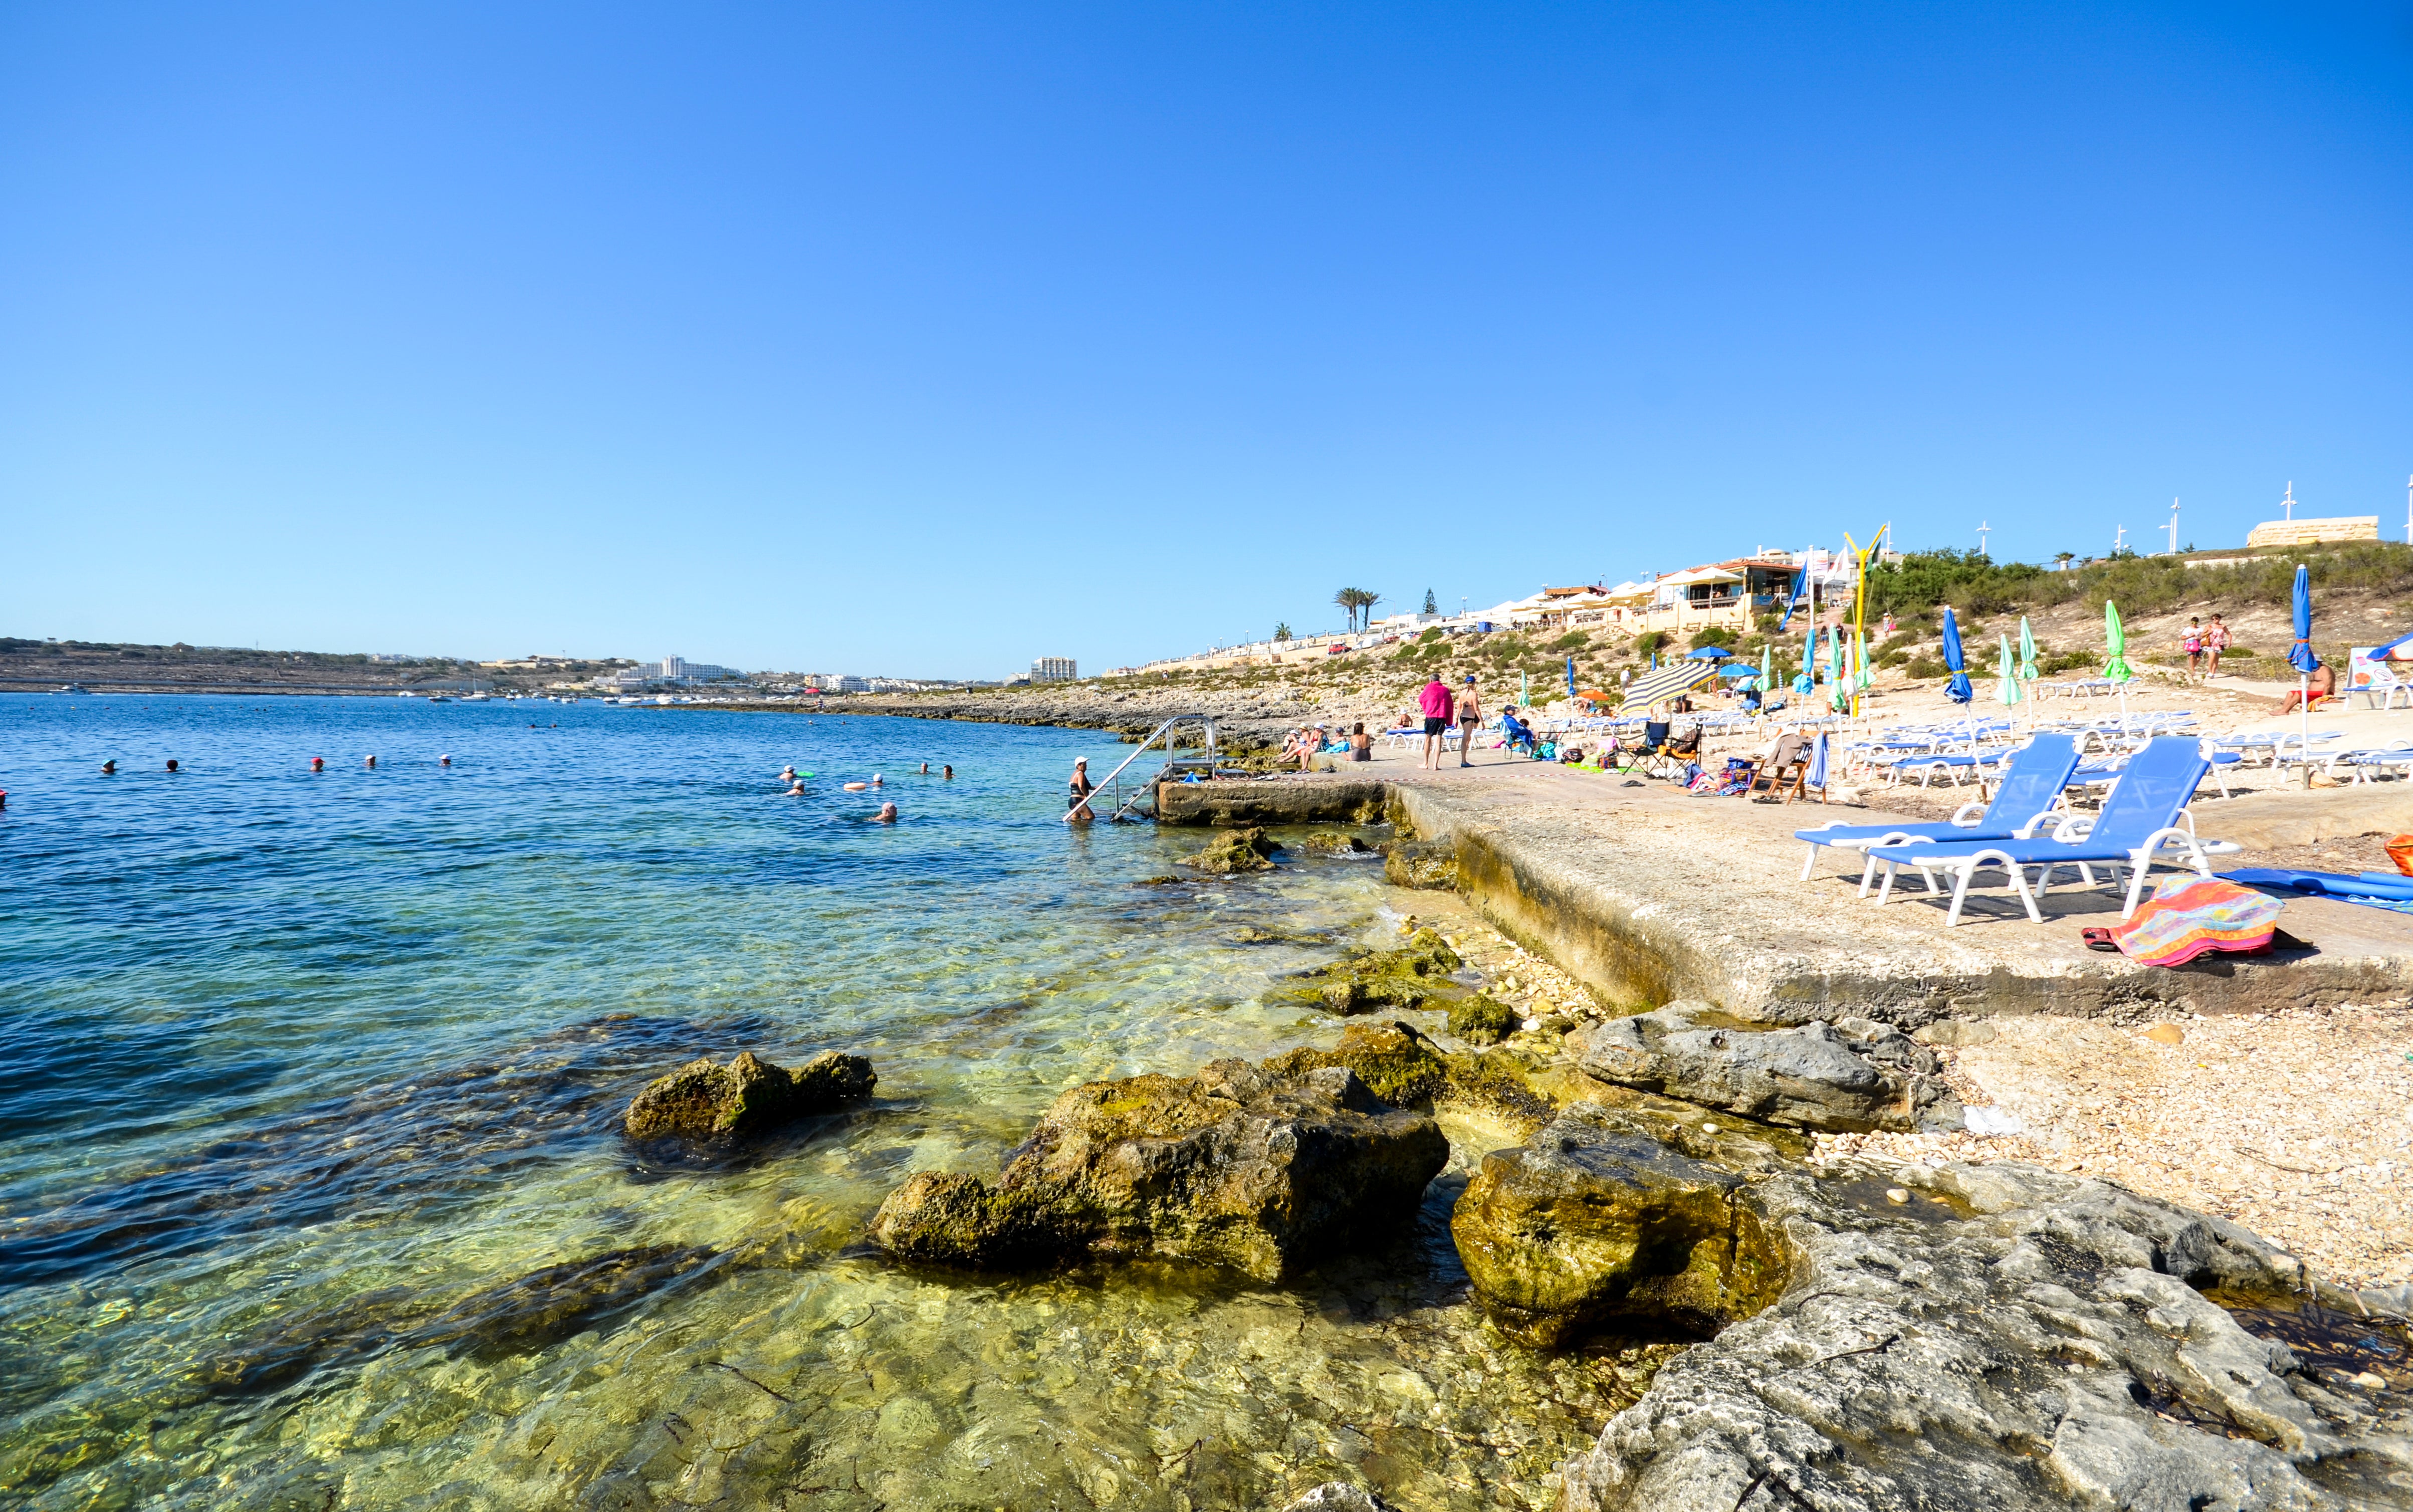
<box><xmin>1418</xmin><ymin>677</ymin><xmax>1454</xmax><ymax>769</ymax></box>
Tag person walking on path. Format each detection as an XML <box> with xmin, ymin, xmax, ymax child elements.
<box><xmin>1417</xmin><ymin>677</ymin><xmax>1453</xmax><ymax>769</ymax></box>
<box><xmin>2181</xmin><ymin>618</ymin><xmax>2206</xmax><ymax>682</ymax></box>
<box><xmin>2204</xmin><ymin>614</ymin><xmax>2232</xmax><ymax>679</ymax></box>
<box><xmin>1455</xmin><ymin>677</ymin><xmax>1483</xmax><ymax>769</ymax></box>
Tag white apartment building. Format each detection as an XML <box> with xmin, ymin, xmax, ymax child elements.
<box><xmin>1032</xmin><ymin>657</ymin><xmax>1077</xmax><ymax>682</ymax></box>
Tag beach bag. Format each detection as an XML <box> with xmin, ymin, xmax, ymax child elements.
<box><xmin>2386</xmin><ymin>834</ymin><xmax>2413</xmax><ymax>877</ymax></box>
<box><xmin>2104</xmin><ymin>876</ymin><xmax>2284</xmax><ymax>967</ymax></box>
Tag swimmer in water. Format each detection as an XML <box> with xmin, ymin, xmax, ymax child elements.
<box><xmin>780</xmin><ymin>765</ymin><xmax>797</xmax><ymax>782</ymax></box>
<box><xmin>871</xmin><ymin>774</ymin><xmax>884</xmax><ymax>787</ymax></box>
<box><xmin>310</xmin><ymin>756</ymin><xmax>324</xmax><ymax>772</ymax></box>
<box><xmin>166</xmin><ymin>759</ymin><xmax>179</xmax><ymax>772</ymax></box>
<box><xmin>440</xmin><ymin>754</ymin><xmax>451</xmax><ymax>767</ymax></box>
<box><xmin>942</xmin><ymin>765</ymin><xmax>953</xmax><ymax>779</ymax></box>
<box><xmin>782</xmin><ymin>781</ymin><xmax>806</xmax><ymax>796</ymax></box>
<box><xmin>843</xmin><ymin>781</ymin><xmax>869</xmax><ymax>792</ymax></box>
<box><xmin>101</xmin><ymin>760</ymin><xmax>117</xmax><ymax>775</ymax></box>
<box><xmin>918</xmin><ymin>762</ymin><xmax>930</xmax><ymax>774</ymax></box>
<box><xmin>871</xmin><ymin>802</ymin><xmax>898</xmax><ymax>823</ymax></box>
<box><xmin>365</xmin><ymin>755</ymin><xmax>377</xmax><ymax>769</ymax></box>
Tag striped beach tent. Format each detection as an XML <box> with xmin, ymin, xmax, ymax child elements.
<box><xmin>1620</xmin><ymin>660</ymin><xmax>1721</xmax><ymax>710</ymax></box>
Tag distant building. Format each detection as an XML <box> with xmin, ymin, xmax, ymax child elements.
<box><xmin>2246</xmin><ymin>517</ymin><xmax>2379</xmax><ymax>548</ymax></box>
<box><xmin>1032</xmin><ymin>657</ymin><xmax>1077</xmax><ymax>682</ymax></box>
<box><xmin>609</xmin><ymin>654</ymin><xmax>743</xmax><ymax>691</ymax></box>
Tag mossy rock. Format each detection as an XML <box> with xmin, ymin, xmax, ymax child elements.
<box><xmin>1287</xmin><ymin>928</ymin><xmax>1464</xmax><ymax>1014</ymax></box>
<box><xmin>1181</xmin><ymin>826</ymin><xmax>1280</xmax><ymax>875</ymax></box>
<box><xmin>625</xmin><ymin>1050</ymin><xmax>876</xmax><ymax>1141</ymax></box>
<box><xmin>1448</xmin><ymin>994</ymin><xmax>1516</xmax><ymax>1045</ymax></box>
<box><xmin>1264</xmin><ymin>1020</ymin><xmax>1451</xmax><ymax>1107</ymax></box>
<box><xmin>1301</xmin><ymin>830</ymin><xmax>1374</xmax><ymax>854</ymax></box>
<box><xmin>1385</xmin><ymin>839</ymin><xmax>1458</xmax><ymax>891</ymax></box>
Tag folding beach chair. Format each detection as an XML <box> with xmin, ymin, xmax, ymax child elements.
<box><xmin>1795</xmin><ymin>735</ymin><xmax>2078</xmax><ymax>889</ymax></box>
<box><xmin>1865</xmin><ymin>737</ymin><xmax>2217</xmax><ymax>926</ymax></box>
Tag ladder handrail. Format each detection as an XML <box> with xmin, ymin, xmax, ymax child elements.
<box><xmin>1063</xmin><ymin>712</ymin><xmax>1217</xmax><ymax>821</ymax></box>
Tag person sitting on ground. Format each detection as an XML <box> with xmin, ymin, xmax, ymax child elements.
<box><xmin>2274</xmin><ymin>660</ymin><xmax>2337</xmax><ymax>714</ymax></box>
<box><xmin>1302</xmin><ymin>725</ymin><xmax>1327</xmax><ymax>770</ymax></box>
<box><xmin>1348</xmin><ymin>722</ymin><xmax>1372</xmax><ymax>762</ymax></box>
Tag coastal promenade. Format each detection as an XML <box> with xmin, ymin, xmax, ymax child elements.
<box><xmin>1164</xmin><ymin>743</ymin><xmax>2413</xmax><ymax>1026</ymax></box>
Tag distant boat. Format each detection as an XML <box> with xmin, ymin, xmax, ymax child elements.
<box><xmin>58</xmin><ymin>683</ymin><xmax>90</xmax><ymax>695</ymax></box>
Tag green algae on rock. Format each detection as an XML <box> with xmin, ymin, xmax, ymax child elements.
<box><xmin>1384</xmin><ymin>838</ymin><xmax>1459</xmax><ymax>891</ymax></box>
<box><xmin>1301</xmin><ymin>830</ymin><xmax>1377</xmax><ymax>854</ymax></box>
<box><xmin>1264</xmin><ymin>1020</ymin><xmax>1559</xmax><ymax>1135</ymax></box>
<box><xmin>1181</xmin><ymin>825</ymin><xmax>1282</xmax><ymax>875</ymax></box>
<box><xmin>869</xmin><ymin>1057</ymin><xmax>1447</xmax><ymax>1282</ymax></box>
<box><xmin>1447</xmin><ymin>993</ymin><xmax>1516</xmax><ymax>1045</ymax></box>
<box><xmin>624</xmin><ymin>1049</ymin><xmax>876</xmax><ymax>1140</ymax></box>
<box><xmin>1451</xmin><ymin>1102</ymin><xmax>1789</xmax><ymax>1348</ymax></box>
<box><xmin>1287</xmin><ymin>927</ymin><xmax>1465</xmax><ymax>1015</ymax></box>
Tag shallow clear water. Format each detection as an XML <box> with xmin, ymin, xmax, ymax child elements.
<box><xmin>0</xmin><ymin>696</ymin><xmax>1633</xmax><ymax>1509</ymax></box>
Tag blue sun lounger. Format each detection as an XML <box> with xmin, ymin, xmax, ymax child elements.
<box><xmin>1795</xmin><ymin>734</ymin><xmax>2080</xmax><ymax>895</ymax></box>
<box><xmin>1866</xmin><ymin>736</ymin><xmax>2215</xmax><ymax>927</ymax></box>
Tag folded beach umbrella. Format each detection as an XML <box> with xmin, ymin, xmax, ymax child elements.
<box><xmin>1806</xmin><ymin>731</ymin><xmax>1828</xmax><ymax>796</ymax></box>
<box><xmin>2289</xmin><ymin>563</ymin><xmax>2319</xmax><ymax>766</ymax></box>
<box><xmin>1939</xmin><ymin>607</ymin><xmax>1973</xmax><ymax>705</ymax></box>
<box><xmin>1855</xmin><ymin>630</ymin><xmax>1873</xmax><ymax>692</ymax></box>
<box><xmin>2017</xmin><ymin>616</ymin><xmax>2040</xmax><ymax>684</ymax></box>
<box><xmin>1760</xmin><ymin>644</ymin><xmax>1773</xmax><ymax>696</ymax></box>
<box><xmin>1567</xmin><ymin>657</ymin><xmax>1577</xmax><ymax>697</ymax></box>
<box><xmin>2288</xmin><ymin>564</ymin><xmax>2319</xmax><ymax>676</ymax></box>
<box><xmin>1997</xmin><ymin>633</ymin><xmax>2022</xmax><ymax>706</ymax></box>
<box><xmin>2102</xmin><ymin>601</ymin><xmax>2133</xmax><ymax>683</ymax></box>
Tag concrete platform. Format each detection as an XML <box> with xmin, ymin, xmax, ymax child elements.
<box><xmin>1166</xmin><ymin>750</ymin><xmax>2413</xmax><ymax>1024</ymax></box>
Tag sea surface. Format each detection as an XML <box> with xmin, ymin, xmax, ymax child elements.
<box><xmin>0</xmin><ymin>695</ymin><xmax>1627</xmax><ymax>1510</ymax></box>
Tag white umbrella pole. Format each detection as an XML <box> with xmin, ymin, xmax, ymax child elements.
<box><xmin>2299</xmin><ymin>673</ymin><xmax>2311</xmax><ymax>787</ymax></box>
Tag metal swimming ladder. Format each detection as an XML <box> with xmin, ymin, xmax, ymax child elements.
<box><xmin>1062</xmin><ymin>713</ymin><xmax>1220</xmax><ymax>821</ymax></box>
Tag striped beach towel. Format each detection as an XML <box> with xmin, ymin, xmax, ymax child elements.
<box><xmin>2108</xmin><ymin>876</ymin><xmax>2285</xmax><ymax>967</ymax></box>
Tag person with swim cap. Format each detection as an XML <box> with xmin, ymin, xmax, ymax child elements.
<box><xmin>779</xmin><ymin>765</ymin><xmax>796</xmax><ymax>782</ymax></box>
<box><xmin>310</xmin><ymin>756</ymin><xmax>324</xmax><ymax>771</ymax></box>
<box><xmin>1066</xmin><ymin>757</ymin><xmax>1096</xmax><ymax>820</ymax></box>
<box><xmin>782</xmin><ymin>781</ymin><xmax>806</xmax><ymax>796</ymax></box>
<box><xmin>365</xmin><ymin>755</ymin><xmax>376</xmax><ymax>769</ymax></box>
<box><xmin>440</xmin><ymin>754</ymin><xmax>451</xmax><ymax>767</ymax></box>
<box><xmin>871</xmin><ymin>774</ymin><xmax>884</xmax><ymax>786</ymax></box>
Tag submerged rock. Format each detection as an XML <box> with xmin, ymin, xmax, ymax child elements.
<box><xmin>1267</xmin><ymin>1485</ymin><xmax>1394</xmax><ymax>1512</ymax></box>
<box><xmin>1557</xmin><ymin>1154</ymin><xmax>2410</xmax><ymax>1511</ymax></box>
<box><xmin>868</xmin><ymin>1057</ymin><xmax>1447</xmax><ymax>1282</ymax></box>
<box><xmin>1384</xmin><ymin>838</ymin><xmax>1458</xmax><ymax>891</ymax></box>
<box><xmin>1182</xmin><ymin>826</ymin><xmax>1281</xmax><ymax>875</ymax></box>
<box><xmin>1263</xmin><ymin>1019</ymin><xmax>1558</xmax><ymax>1133</ymax></box>
<box><xmin>624</xmin><ymin>1050</ymin><xmax>876</xmax><ymax>1140</ymax></box>
<box><xmin>1452</xmin><ymin>1103</ymin><xmax>1789</xmax><ymax>1347</ymax></box>
<box><xmin>1300</xmin><ymin>830</ymin><xmax>1375</xmax><ymax>854</ymax></box>
<box><xmin>1571</xmin><ymin>1001</ymin><xmax>1949</xmax><ymax>1133</ymax></box>
<box><xmin>1287</xmin><ymin>928</ymin><xmax>1464</xmax><ymax>1014</ymax></box>
<box><xmin>1447</xmin><ymin>993</ymin><xmax>1516</xmax><ymax>1045</ymax></box>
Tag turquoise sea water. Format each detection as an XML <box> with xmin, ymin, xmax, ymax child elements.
<box><xmin>0</xmin><ymin>696</ymin><xmax>1628</xmax><ymax>1510</ymax></box>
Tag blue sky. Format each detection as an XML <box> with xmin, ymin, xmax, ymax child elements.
<box><xmin>3</xmin><ymin>3</ymin><xmax>2407</xmax><ymax>677</ymax></box>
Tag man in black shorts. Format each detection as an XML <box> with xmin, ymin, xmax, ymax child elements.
<box><xmin>1418</xmin><ymin>675</ymin><xmax>1454</xmax><ymax>769</ymax></box>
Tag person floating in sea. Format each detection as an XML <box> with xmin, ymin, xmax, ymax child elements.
<box><xmin>439</xmin><ymin>754</ymin><xmax>451</xmax><ymax>767</ymax></box>
<box><xmin>843</xmin><ymin>781</ymin><xmax>869</xmax><ymax>792</ymax></box>
<box><xmin>918</xmin><ymin>762</ymin><xmax>930</xmax><ymax>774</ymax></box>
<box><xmin>871</xmin><ymin>773</ymin><xmax>884</xmax><ymax>787</ymax></box>
<box><xmin>871</xmin><ymin>802</ymin><xmax>898</xmax><ymax>823</ymax></box>
<box><xmin>1066</xmin><ymin>757</ymin><xmax>1097</xmax><ymax>821</ymax></box>
<box><xmin>942</xmin><ymin>765</ymin><xmax>954</xmax><ymax>779</ymax></box>
<box><xmin>1417</xmin><ymin>675</ymin><xmax>1453</xmax><ymax>770</ymax></box>
<box><xmin>779</xmin><ymin>765</ymin><xmax>797</xmax><ymax>783</ymax></box>
<box><xmin>101</xmin><ymin>760</ymin><xmax>117</xmax><ymax>775</ymax></box>
<box><xmin>782</xmin><ymin>781</ymin><xmax>806</xmax><ymax>796</ymax></box>
<box><xmin>365</xmin><ymin>755</ymin><xmax>377</xmax><ymax>769</ymax></box>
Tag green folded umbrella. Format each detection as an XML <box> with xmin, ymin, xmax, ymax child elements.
<box><xmin>1855</xmin><ymin>630</ymin><xmax>1873</xmax><ymax>691</ymax></box>
<box><xmin>1760</xmin><ymin>644</ymin><xmax>1772</xmax><ymax>696</ymax></box>
<box><xmin>1997</xmin><ymin>633</ymin><xmax>2022</xmax><ymax>706</ymax></box>
<box><xmin>2103</xmin><ymin>601</ymin><xmax>2133</xmax><ymax>683</ymax></box>
<box><xmin>2017</xmin><ymin>615</ymin><xmax>2040</xmax><ymax>684</ymax></box>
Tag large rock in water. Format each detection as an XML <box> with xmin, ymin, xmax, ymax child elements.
<box><xmin>1571</xmin><ymin>1001</ymin><xmax>1950</xmax><ymax>1133</ymax></box>
<box><xmin>1452</xmin><ymin>1102</ymin><xmax>1792</xmax><ymax>1347</ymax></box>
<box><xmin>1553</xmin><ymin>1147</ymin><xmax>2413</xmax><ymax>1512</ymax></box>
<box><xmin>1384</xmin><ymin>838</ymin><xmax>1458</xmax><ymax>891</ymax></box>
<box><xmin>624</xmin><ymin>1050</ymin><xmax>875</xmax><ymax>1140</ymax></box>
<box><xmin>1286</xmin><ymin>928</ymin><xmax>1463</xmax><ymax>1015</ymax></box>
<box><xmin>869</xmin><ymin>1057</ymin><xmax>1447</xmax><ymax>1281</ymax></box>
<box><xmin>1182</xmin><ymin>826</ymin><xmax>1281</xmax><ymax>875</ymax></box>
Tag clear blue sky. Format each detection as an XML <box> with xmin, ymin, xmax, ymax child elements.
<box><xmin>4</xmin><ymin>3</ymin><xmax>2407</xmax><ymax>677</ymax></box>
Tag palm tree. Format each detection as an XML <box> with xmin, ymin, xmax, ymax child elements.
<box><xmin>1333</xmin><ymin>588</ymin><xmax>1360</xmax><ymax>632</ymax></box>
<box><xmin>1273</xmin><ymin>622</ymin><xmax>1291</xmax><ymax>642</ymax></box>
